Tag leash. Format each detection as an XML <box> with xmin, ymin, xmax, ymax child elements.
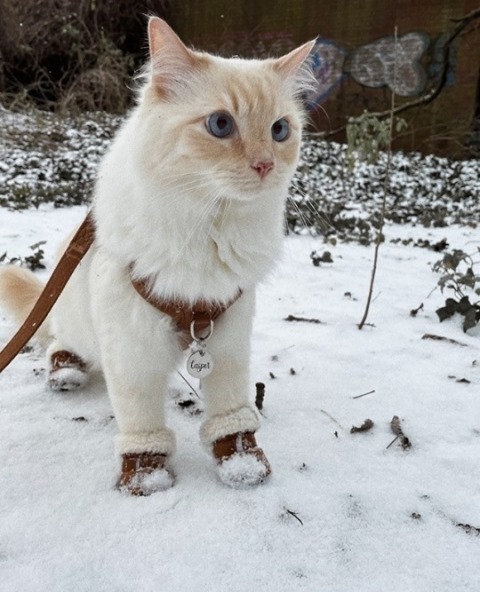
<box><xmin>0</xmin><ymin>210</ymin><xmax>242</xmax><ymax>373</ymax></box>
<box><xmin>0</xmin><ymin>212</ymin><xmax>95</xmax><ymax>373</ymax></box>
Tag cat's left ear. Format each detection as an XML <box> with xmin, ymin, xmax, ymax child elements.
<box><xmin>274</xmin><ymin>40</ymin><xmax>316</xmax><ymax>78</ymax></box>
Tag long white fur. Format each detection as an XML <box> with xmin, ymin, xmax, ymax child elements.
<box><xmin>0</xmin><ymin>18</ymin><xmax>314</xmax><ymax>469</ymax></box>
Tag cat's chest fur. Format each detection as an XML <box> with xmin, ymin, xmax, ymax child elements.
<box><xmin>94</xmin><ymin>168</ymin><xmax>284</xmax><ymax>303</ymax></box>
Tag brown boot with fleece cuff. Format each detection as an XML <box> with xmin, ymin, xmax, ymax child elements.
<box><xmin>212</xmin><ymin>431</ymin><xmax>271</xmax><ymax>488</ymax></box>
<box><xmin>48</xmin><ymin>349</ymin><xmax>89</xmax><ymax>392</ymax></box>
<box><xmin>117</xmin><ymin>452</ymin><xmax>174</xmax><ymax>496</ymax></box>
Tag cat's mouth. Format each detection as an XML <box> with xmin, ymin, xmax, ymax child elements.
<box><xmin>221</xmin><ymin>166</ymin><xmax>282</xmax><ymax>201</ymax></box>
<box><xmin>228</xmin><ymin>178</ymin><xmax>278</xmax><ymax>202</ymax></box>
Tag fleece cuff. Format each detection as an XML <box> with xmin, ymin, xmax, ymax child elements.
<box><xmin>115</xmin><ymin>429</ymin><xmax>176</xmax><ymax>456</ymax></box>
<box><xmin>200</xmin><ymin>406</ymin><xmax>261</xmax><ymax>446</ymax></box>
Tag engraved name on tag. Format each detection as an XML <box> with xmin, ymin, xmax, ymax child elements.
<box><xmin>187</xmin><ymin>349</ymin><xmax>214</xmax><ymax>378</ymax></box>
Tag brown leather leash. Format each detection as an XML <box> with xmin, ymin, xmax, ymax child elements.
<box><xmin>0</xmin><ymin>211</ymin><xmax>242</xmax><ymax>372</ymax></box>
<box><xmin>0</xmin><ymin>213</ymin><xmax>95</xmax><ymax>373</ymax></box>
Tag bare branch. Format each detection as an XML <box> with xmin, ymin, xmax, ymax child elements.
<box><xmin>358</xmin><ymin>27</ymin><xmax>397</xmax><ymax>329</ymax></box>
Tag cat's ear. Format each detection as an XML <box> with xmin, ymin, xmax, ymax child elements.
<box><xmin>274</xmin><ymin>40</ymin><xmax>316</xmax><ymax>78</ymax></box>
<box><xmin>147</xmin><ymin>17</ymin><xmax>200</xmax><ymax>95</ymax></box>
<box><xmin>148</xmin><ymin>17</ymin><xmax>193</xmax><ymax>65</ymax></box>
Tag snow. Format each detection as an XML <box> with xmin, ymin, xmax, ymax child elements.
<box><xmin>216</xmin><ymin>449</ymin><xmax>270</xmax><ymax>488</ymax></box>
<box><xmin>48</xmin><ymin>366</ymin><xmax>89</xmax><ymax>391</ymax></box>
<box><xmin>119</xmin><ymin>464</ymin><xmax>175</xmax><ymax>495</ymax></box>
<box><xmin>1</xmin><ymin>203</ymin><xmax>479</xmax><ymax>591</ymax></box>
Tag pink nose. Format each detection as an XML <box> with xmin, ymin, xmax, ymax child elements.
<box><xmin>251</xmin><ymin>160</ymin><xmax>274</xmax><ymax>179</ymax></box>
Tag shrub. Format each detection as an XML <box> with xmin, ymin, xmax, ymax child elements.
<box><xmin>0</xmin><ymin>0</ymin><xmax>172</xmax><ymax>112</ymax></box>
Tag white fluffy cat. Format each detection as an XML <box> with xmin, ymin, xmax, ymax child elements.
<box><xmin>0</xmin><ymin>17</ymin><xmax>315</xmax><ymax>494</ymax></box>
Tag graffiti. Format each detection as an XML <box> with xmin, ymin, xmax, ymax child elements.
<box><xmin>216</xmin><ymin>29</ymin><xmax>434</xmax><ymax>110</ymax></box>
<box><xmin>306</xmin><ymin>31</ymin><xmax>431</xmax><ymax>109</ymax></box>
<box><xmin>305</xmin><ymin>40</ymin><xmax>346</xmax><ymax>109</ymax></box>
<box><xmin>347</xmin><ymin>32</ymin><xmax>430</xmax><ymax>96</ymax></box>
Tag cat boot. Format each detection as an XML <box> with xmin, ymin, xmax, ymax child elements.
<box><xmin>117</xmin><ymin>452</ymin><xmax>175</xmax><ymax>496</ymax></box>
<box><xmin>201</xmin><ymin>407</ymin><xmax>271</xmax><ymax>488</ymax></box>
<box><xmin>48</xmin><ymin>348</ymin><xmax>89</xmax><ymax>392</ymax></box>
<box><xmin>116</xmin><ymin>430</ymin><xmax>176</xmax><ymax>495</ymax></box>
<box><xmin>213</xmin><ymin>431</ymin><xmax>271</xmax><ymax>488</ymax></box>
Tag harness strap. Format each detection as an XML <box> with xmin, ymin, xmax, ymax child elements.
<box><xmin>0</xmin><ymin>212</ymin><xmax>95</xmax><ymax>373</ymax></box>
<box><xmin>131</xmin><ymin>275</ymin><xmax>242</xmax><ymax>348</ymax></box>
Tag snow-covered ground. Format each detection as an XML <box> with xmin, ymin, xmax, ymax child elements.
<box><xmin>1</xmin><ymin>204</ymin><xmax>479</xmax><ymax>591</ymax></box>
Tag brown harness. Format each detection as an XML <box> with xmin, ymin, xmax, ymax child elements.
<box><xmin>131</xmin><ymin>276</ymin><xmax>241</xmax><ymax>348</ymax></box>
<box><xmin>0</xmin><ymin>212</ymin><xmax>240</xmax><ymax>372</ymax></box>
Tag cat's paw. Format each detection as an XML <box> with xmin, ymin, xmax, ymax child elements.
<box><xmin>48</xmin><ymin>367</ymin><xmax>89</xmax><ymax>391</ymax></box>
<box><xmin>213</xmin><ymin>432</ymin><xmax>271</xmax><ymax>488</ymax></box>
<box><xmin>117</xmin><ymin>452</ymin><xmax>175</xmax><ymax>496</ymax></box>
<box><xmin>217</xmin><ymin>451</ymin><xmax>271</xmax><ymax>488</ymax></box>
<box><xmin>48</xmin><ymin>350</ymin><xmax>89</xmax><ymax>392</ymax></box>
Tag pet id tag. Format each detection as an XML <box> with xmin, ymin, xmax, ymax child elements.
<box><xmin>187</xmin><ymin>348</ymin><xmax>214</xmax><ymax>378</ymax></box>
<box><xmin>187</xmin><ymin>320</ymin><xmax>214</xmax><ymax>379</ymax></box>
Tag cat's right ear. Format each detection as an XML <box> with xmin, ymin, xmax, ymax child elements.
<box><xmin>147</xmin><ymin>17</ymin><xmax>198</xmax><ymax>95</ymax></box>
<box><xmin>273</xmin><ymin>40</ymin><xmax>317</xmax><ymax>97</ymax></box>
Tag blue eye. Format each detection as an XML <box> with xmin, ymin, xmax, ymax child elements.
<box><xmin>271</xmin><ymin>118</ymin><xmax>289</xmax><ymax>142</ymax></box>
<box><xmin>206</xmin><ymin>112</ymin><xmax>234</xmax><ymax>138</ymax></box>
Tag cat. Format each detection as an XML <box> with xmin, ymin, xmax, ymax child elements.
<box><xmin>0</xmin><ymin>17</ymin><xmax>315</xmax><ymax>495</ymax></box>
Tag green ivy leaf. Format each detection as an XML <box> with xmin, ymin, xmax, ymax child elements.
<box><xmin>458</xmin><ymin>268</ymin><xmax>476</xmax><ymax>289</ymax></box>
<box><xmin>463</xmin><ymin>307</ymin><xmax>478</xmax><ymax>332</ymax></box>
<box><xmin>457</xmin><ymin>295</ymin><xmax>473</xmax><ymax>315</ymax></box>
<box><xmin>436</xmin><ymin>299</ymin><xmax>457</xmax><ymax>322</ymax></box>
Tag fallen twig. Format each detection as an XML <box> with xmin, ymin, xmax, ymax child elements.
<box><xmin>320</xmin><ymin>409</ymin><xmax>344</xmax><ymax>430</ymax></box>
<box><xmin>284</xmin><ymin>314</ymin><xmax>323</xmax><ymax>324</ymax></box>
<box><xmin>176</xmin><ymin>370</ymin><xmax>201</xmax><ymax>399</ymax></box>
<box><xmin>285</xmin><ymin>509</ymin><xmax>304</xmax><ymax>526</ymax></box>
<box><xmin>386</xmin><ymin>435</ymin><xmax>400</xmax><ymax>449</ymax></box>
<box><xmin>456</xmin><ymin>522</ymin><xmax>480</xmax><ymax>536</ymax></box>
<box><xmin>418</xmin><ymin>494</ymin><xmax>480</xmax><ymax>536</ymax></box>
<box><xmin>352</xmin><ymin>389</ymin><xmax>375</xmax><ymax>400</ymax></box>
<box><xmin>422</xmin><ymin>333</ymin><xmax>468</xmax><ymax>347</ymax></box>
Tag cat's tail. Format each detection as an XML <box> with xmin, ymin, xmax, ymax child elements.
<box><xmin>0</xmin><ymin>266</ymin><xmax>51</xmax><ymax>347</ymax></box>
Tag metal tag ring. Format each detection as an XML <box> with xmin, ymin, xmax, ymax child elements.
<box><xmin>190</xmin><ymin>320</ymin><xmax>214</xmax><ymax>344</ymax></box>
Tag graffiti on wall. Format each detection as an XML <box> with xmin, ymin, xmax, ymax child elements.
<box><xmin>305</xmin><ymin>31</ymin><xmax>434</xmax><ymax>110</ymax></box>
<box><xmin>347</xmin><ymin>32</ymin><xmax>430</xmax><ymax>95</ymax></box>
<box><xmin>214</xmin><ymin>28</ymin><xmax>453</xmax><ymax>112</ymax></box>
<box><xmin>307</xmin><ymin>40</ymin><xmax>347</xmax><ymax>106</ymax></box>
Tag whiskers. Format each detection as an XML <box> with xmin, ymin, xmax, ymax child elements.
<box><xmin>286</xmin><ymin>180</ymin><xmax>335</xmax><ymax>236</ymax></box>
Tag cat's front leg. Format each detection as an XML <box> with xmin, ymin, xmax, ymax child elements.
<box><xmin>198</xmin><ymin>290</ymin><xmax>271</xmax><ymax>487</ymax></box>
<box><xmin>90</xmin><ymin>253</ymin><xmax>181</xmax><ymax>495</ymax></box>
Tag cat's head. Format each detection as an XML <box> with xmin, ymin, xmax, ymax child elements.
<box><xmin>135</xmin><ymin>17</ymin><xmax>315</xmax><ymax>203</ymax></box>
